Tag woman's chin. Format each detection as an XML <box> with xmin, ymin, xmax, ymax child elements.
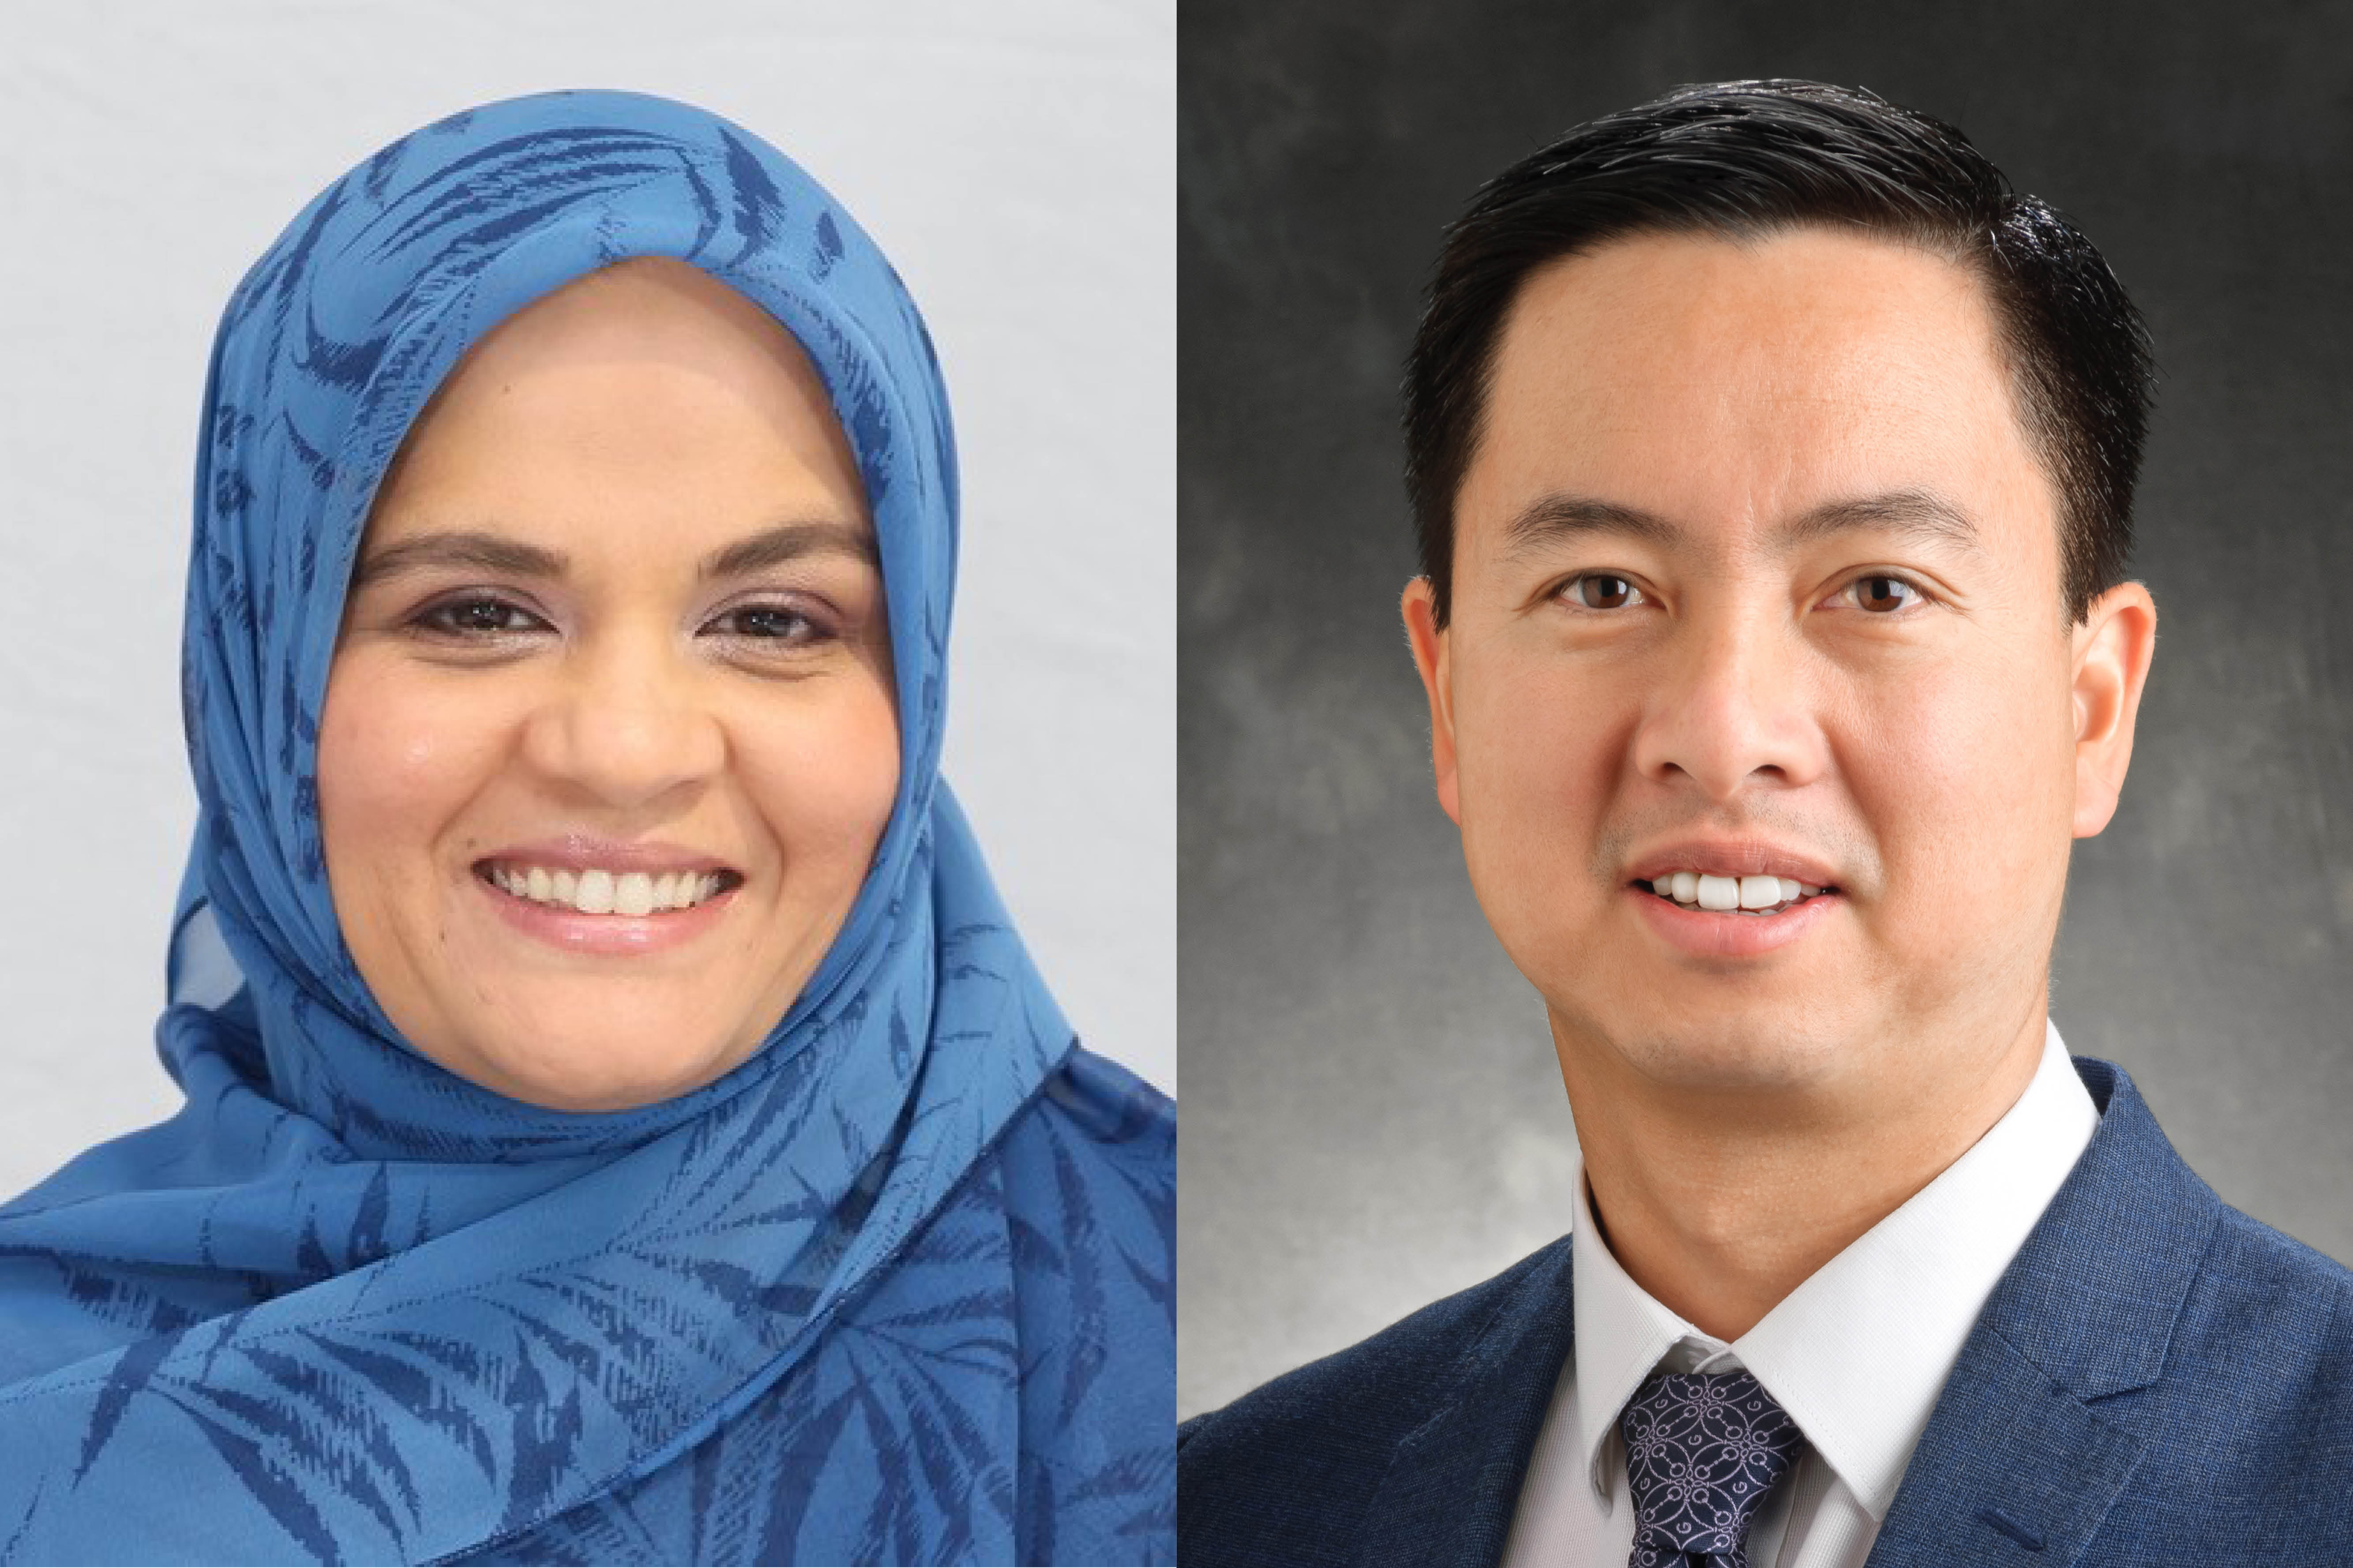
<box><xmin>425</xmin><ymin>1013</ymin><xmax>760</xmax><ymax>1113</ymax></box>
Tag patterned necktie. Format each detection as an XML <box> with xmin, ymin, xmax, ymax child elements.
<box><xmin>1618</xmin><ymin>1368</ymin><xmax>1803</xmax><ymax>1568</ymax></box>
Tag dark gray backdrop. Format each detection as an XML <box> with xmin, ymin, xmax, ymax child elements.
<box><xmin>1181</xmin><ymin>0</ymin><xmax>2353</xmax><ymax>1419</ymax></box>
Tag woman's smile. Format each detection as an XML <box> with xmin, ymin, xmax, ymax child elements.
<box><xmin>467</xmin><ymin>835</ymin><xmax>750</xmax><ymax>957</ymax></box>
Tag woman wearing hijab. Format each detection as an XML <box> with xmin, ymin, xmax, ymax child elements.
<box><xmin>0</xmin><ymin>90</ymin><xmax>1172</xmax><ymax>1565</ymax></box>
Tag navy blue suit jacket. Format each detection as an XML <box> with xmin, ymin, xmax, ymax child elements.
<box><xmin>1179</xmin><ymin>1058</ymin><xmax>2353</xmax><ymax>1564</ymax></box>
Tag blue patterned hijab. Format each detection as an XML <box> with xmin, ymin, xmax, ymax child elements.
<box><xmin>0</xmin><ymin>90</ymin><xmax>1172</xmax><ymax>1564</ymax></box>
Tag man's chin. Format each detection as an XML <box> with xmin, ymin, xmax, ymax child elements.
<box><xmin>1550</xmin><ymin>1004</ymin><xmax>1865</xmax><ymax>1098</ymax></box>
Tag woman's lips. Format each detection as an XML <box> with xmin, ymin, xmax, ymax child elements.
<box><xmin>473</xmin><ymin>869</ymin><xmax>739</xmax><ymax>956</ymax></box>
<box><xmin>1629</xmin><ymin>881</ymin><xmax>1840</xmax><ymax>958</ymax></box>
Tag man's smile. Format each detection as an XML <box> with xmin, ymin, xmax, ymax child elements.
<box><xmin>1627</xmin><ymin>878</ymin><xmax>1842</xmax><ymax>957</ymax></box>
<box><xmin>1642</xmin><ymin>872</ymin><xmax>1830</xmax><ymax>915</ymax></box>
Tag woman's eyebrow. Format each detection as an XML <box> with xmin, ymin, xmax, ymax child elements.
<box><xmin>352</xmin><ymin>531</ymin><xmax>566</xmax><ymax>588</ymax></box>
<box><xmin>350</xmin><ymin>519</ymin><xmax>878</xmax><ymax>589</ymax></box>
<box><xmin>700</xmin><ymin>520</ymin><xmax>878</xmax><ymax>579</ymax></box>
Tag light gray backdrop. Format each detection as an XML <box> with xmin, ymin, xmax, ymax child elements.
<box><xmin>1181</xmin><ymin>0</ymin><xmax>2353</xmax><ymax>1421</ymax></box>
<box><xmin>0</xmin><ymin>0</ymin><xmax>1173</xmax><ymax>1199</ymax></box>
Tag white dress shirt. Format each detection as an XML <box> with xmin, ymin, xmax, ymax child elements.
<box><xmin>1500</xmin><ymin>1020</ymin><xmax>2099</xmax><ymax>1568</ymax></box>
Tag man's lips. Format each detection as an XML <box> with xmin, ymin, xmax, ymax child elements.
<box><xmin>1619</xmin><ymin>837</ymin><xmax>1849</xmax><ymax>958</ymax></box>
<box><xmin>1629</xmin><ymin>881</ymin><xmax>1838</xmax><ymax>957</ymax></box>
<box><xmin>1624</xmin><ymin>838</ymin><xmax>1842</xmax><ymax>889</ymax></box>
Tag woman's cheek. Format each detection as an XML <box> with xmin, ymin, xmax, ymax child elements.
<box><xmin>749</xmin><ymin>685</ymin><xmax>902</xmax><ymax>868</ymax></box>
<box><xmin>318</xmin><ymin>654</ymin><xmax>511</xmax><ymax>875</ymax></box>
<box><xmin>319</xmin><ymin>656</ymin><xmax>405</xmax><ymax>855</ymax></box>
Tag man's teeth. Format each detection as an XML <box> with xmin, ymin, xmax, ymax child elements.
<box><xmin>1649</xmin><ymin>872</ymin><xmax>1825</xmax><ymax>915</ymax></box>
<box><xmin>485</xmin><ymin>865</ymin><xmax>726</xmax><ymax>915</ymax></box>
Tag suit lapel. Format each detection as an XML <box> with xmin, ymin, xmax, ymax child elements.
<box><xmin>1864</xmin><ymin>1328</ymin><xmax>2148</xmax><ymax>1566</ymax></box>
<box><xmin>1355</xmin><ymin>1239</ymin><xmax>1577</xmax><ymax>1568</ymax></box>
<box><xmin>1867</xmin><ymin>1058</ymin><xmax>2220</xmax><ymax>1566</ymax></box>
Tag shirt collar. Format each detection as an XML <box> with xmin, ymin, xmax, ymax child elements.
<box><xmin>1570</xmin><ymin>1020</ymin><xmax>2099</xmax><ymax>1520</ymax></box>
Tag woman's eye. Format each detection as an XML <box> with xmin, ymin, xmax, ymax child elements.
<box><xmin>413</xmin><ymin>596</ymin><xmax>547</xmax><ymax>637</ymax></box>
<box><xmin>1847</xmin><ymin>574</ymin><xmax>1923</xmax><ymax>614</ymax></box>
<box><xmin>709</xmin><ymin>604</ymin><xmax>830</xmax><ymax>645</ymax></box>
<box><xmin>1562</xmin><ymin>573</ymin><xmax>1644</xmax><ymax>611</ymax></box>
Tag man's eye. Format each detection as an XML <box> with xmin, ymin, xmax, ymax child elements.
<box><xmin>1848</xmin><ymin>575</ymin><xmax>1922</xmax><ymax>614</ymax></box>
<box><xmin>1563</xmin><ymin>573</ymin><xmax>1643</xmax><ymax>611</ymax></box>
<box><xmin>413</xmin><ymin>596</ymin><xmax>547</xmax><ymax>637</ymax></box>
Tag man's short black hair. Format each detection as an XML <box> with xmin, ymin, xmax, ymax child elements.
<box><xmin>1403</xmin><ymin>79</ymin><xmax>2154</xmax><ymax>626</ymax></box>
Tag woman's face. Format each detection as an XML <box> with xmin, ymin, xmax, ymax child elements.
<box><xmin>319</xmin><ymin>258</ymin><xmax>900</xmax><ymax>1111</ymax></box>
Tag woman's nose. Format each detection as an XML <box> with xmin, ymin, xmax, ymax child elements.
<box><xmin>1629</xmin><ymin>611</ymin><xmax>1829</xmax><ymax>803</ymax></box>
<box><xmin>518</xmin><ymin>637</ymin><xmax>728</xmax><ymax>810</ymax></box>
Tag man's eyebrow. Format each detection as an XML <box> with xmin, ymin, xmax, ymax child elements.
<box><xmin>351</xmin><ymin>519</ymin><xmax>878</xmax><ymax>589</ymax></box>
<box><xmin>698</xmin><ymin>519</ymin><xmax>878</xmax><ymax>579</ymax></box>
<box><xmin>1497</xmin><ymin>488</ymin><xmax>1984</xmax><ymax>558</ymax></box>
<box><xmin>1773</xmin><ymin>489</ymin><xmax>1984</xmax><ymax>553</ymax></box>
<box><xmin>1501</xmin><ymin>495</ymin><xmax>1682</xmax><ymax>557</ymax></box>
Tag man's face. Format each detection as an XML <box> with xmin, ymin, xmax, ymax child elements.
<box><xmin>1405</xmin><ymin>228</ymin><xmax>2153</xmax><ymax>1100</ymax></box>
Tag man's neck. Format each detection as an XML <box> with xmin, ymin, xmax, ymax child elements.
<box><xmin>1557</xmin><ymin>996</ymin><xmax>2052</xmax><ymax>1342</ymax></box>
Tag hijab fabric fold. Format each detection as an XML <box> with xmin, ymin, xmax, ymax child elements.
<box><xmin>0</xmin><ymin>90</ymin><xmax>1170</xmax><ymax>1564</ymax></box>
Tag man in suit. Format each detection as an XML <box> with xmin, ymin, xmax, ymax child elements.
<box><xmin>1178</xmin><ymin>80</ymin><xmax>2353</xmax><ymax>1565</ymax></box>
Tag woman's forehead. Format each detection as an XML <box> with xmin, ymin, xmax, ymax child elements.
<box><xmin>403</xmin><ymin>259</ymin><xmax>860</xmax><ymax>482</ymax></box>
<box><xmin>357</xmin><ymin>259</ymin><xmax>876</xmax><ymax>571</ymax></box>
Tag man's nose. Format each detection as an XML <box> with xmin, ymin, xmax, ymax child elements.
<box><xmin>1629</xmin><ymin>609</ymin><xmax>1828</xmax><ymax>802</ymax></box>
<box><xmin>519</xmin><ymin>634</ymin><xmax>727</xmax><ymax>810</ymax></box>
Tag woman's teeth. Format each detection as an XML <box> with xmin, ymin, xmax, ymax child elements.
<box><xmin>484</xmin><ymin>864</ymin><xmax>726</xmax><ymax>916</ymax></box>
<box><xmin>1648</xmin><ymin>871</ymin><xmax>1826</xmax><ymax>915</ymax></box>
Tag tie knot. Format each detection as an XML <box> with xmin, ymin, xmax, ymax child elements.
<box><xmin>1617</xmin><ymin>1368</ymin><xmax>1802</xmax><ymax>1568</ymax></box>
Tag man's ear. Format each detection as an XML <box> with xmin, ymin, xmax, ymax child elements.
<box><xmin>1401</xmin><ymin>577</ymin><xmax>1462</xmax><ymax>823</ymax></box>
<box><xmin>2071</xmin><ymin>580</ymin><xmax>2158</xmax><ymax>839</ymax></box>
